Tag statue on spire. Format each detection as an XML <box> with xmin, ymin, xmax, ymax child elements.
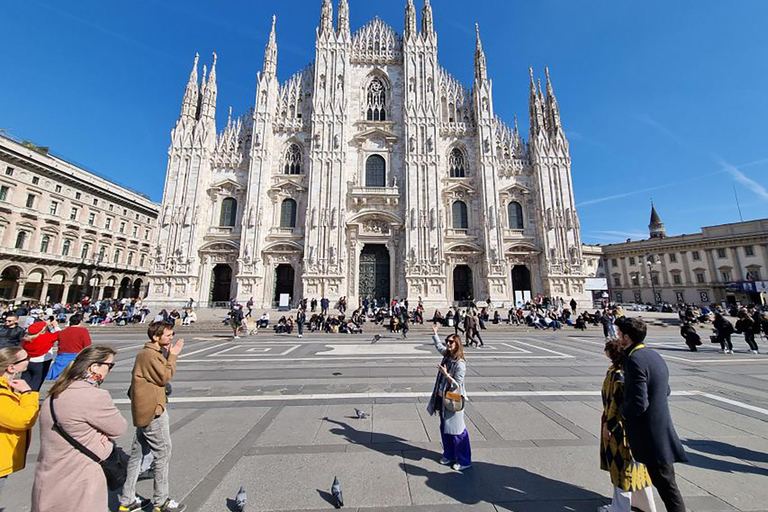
<box><xmin>319</xmin><ymin>0</ymin><xmax>333</xmax><ymax>36</ymax></box>
<box><xmin>544</xmin><ymin>67</ymin><xmax>562</xmax><ymax>132</ymax></box>
<box><xmin>180</xmin><ymin>53</ymin><xmax>200</xmax><ymax>119</ymax></box>
<box><xmin>474</xmin><ymin>23</ymin><xmax>488</xmax><ymax>83</ymax></box>
<box><xmin>404</xmin><ymin>0</ymin><xmax>417</xmax><ymax>40</ymax></box>
<box><xmin>421</xmin><ymin>0</ymin><xmax>435</xmax><ymax>39</ymax></box>
<box><xmin>263</xmin><ymin>15</ymin><xmax>278</xmax><ymax>77</ymax></box>
<box><xmin>337</xmin><ymin>0</ymin><xmax>350</xmax><ymax>38</ymax></box>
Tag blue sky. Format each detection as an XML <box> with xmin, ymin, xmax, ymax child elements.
<box><xmin>3</xmin><ymin>0</ymin><xmax>767</xmax><ymax>244</ymax></box>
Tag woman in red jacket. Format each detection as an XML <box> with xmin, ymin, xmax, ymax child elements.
<box><xmin>22</xmin><ymin>321</ymin><xmax>58</xmax><ymax>391</ymax></box>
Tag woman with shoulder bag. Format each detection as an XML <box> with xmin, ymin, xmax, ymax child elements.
<box><xmin>0</xmin><ymin>347</ymin><xmax>40</xmax><ymax>497</ymax></box>
<box><xmin>427</xmin><ymin>324</ymin><xmax>471</xmax><ymax>471</ymax></box>
<box><xmin>32</xmin><ymin>344</ymin><xmax>129</xmax><ymax>512</ymax></box>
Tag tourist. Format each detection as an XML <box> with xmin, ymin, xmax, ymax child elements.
<box><xmin>118</xmin><ymin>322</ymin><xmax>186</xmax><ymax>512</ymax></box>
<box><xmin>713</xmin><ymin>313</ymin><xmax>734</xmax><ymax>354</ymax></box>
<box><xmin>229</xmin><ymin>305</ymin><xmax>244</xmax><ymax>339</ymax></box>
<box><xmin>599</xmin><ymin>338</ymin><xmax>657</xmax><ymax>512</ymax></box>
<box><xmin>258</xmin><ymin>311</ymin><xmax>270</xmax><ymax>329</ymax></box>
<box><xmin>246</xmin><ymin>297</ymin><xmax>254</xmax><ymax>317</ymax></box>
<box><xmin>46</xmin><ymin>314</ymin><xmax>91</xmax><ymax>380</ymax></box>
<box><xmin>0</xmin><ymin>347</ymin><xmax>39</xmax><ymax>498</ymax></box>
<box><xmin>735</xmin><ymin>310</ymin><xmax>759</xmax><ymax>354</ymax></box>
<box><xmin>320</xmin><ymin>296</ymin><xmax>329</xmax><ymax>315</ymax></box>
<box><xmin>618</xmin><ymin>317</ymin><xmax>687</xmax><ymax>512</ymax></box>
<box><xmin>0</xmin><ymin>315</ymin><xmax>25</xmax><ymax>349</ymax></box>
<box><xmin>310</xmin><ymin>297</ymin><xmax>317</xmax><ymax>312</ymax></box>
<box><xmin>32</xmin><ymin>345</ymin><xmax>126</xmax><ymax>512</ymax></box>
<box><xmin>427</xmin><ymin>324</ymin><xmax>471</xmax><ymax>471</ymax></box>
<box><xmin>22</xmin><ymin>321</ymin><xmax>59</xmax><ymax>391</ymax></box>
<box><xmin>679</xmin><ymin>322</ymin><xmax>700</xmax><ymax>352</ymax></box>
<box><xmin>296</xmin><ymin>308</ymin><xmax>305</xmax><ymax>338</ymax></box>
<box><xmin>463</xmin><ymin>311</ymin><xmax>484</xmax><ymax>347</ymax></box>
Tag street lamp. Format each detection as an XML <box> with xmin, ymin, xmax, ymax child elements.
<box><xmin>646</xmin><ymin>259</ymin><xmax>658</xmax><ymax>305</ymax></box>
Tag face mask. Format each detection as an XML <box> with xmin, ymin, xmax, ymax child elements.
<box><xmin>85</xmin><ymin>370</ymin><xmax>104</xmax><ymax>387</ymax></box>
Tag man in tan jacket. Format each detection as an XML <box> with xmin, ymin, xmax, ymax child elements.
<box><xmin>118</xmin><ymin>322</ymin><xmax>185</xmax><ymax>512</ymax></box>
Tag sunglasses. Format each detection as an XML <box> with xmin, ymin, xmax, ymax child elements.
<box><xmin>96</xmin><ymin>361</ymin><xmax>116</xmax><ymax>371</ymax></box>
<box><xmin>11</xmin><ymin>355</ymin><xmax>29</xmax><ymax>365</ymax></box>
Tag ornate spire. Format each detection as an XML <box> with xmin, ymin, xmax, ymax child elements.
<box><xmin>529</xmin><ymin>67</ymin><xmax>544</xmax><ymax>135</ymax></box>
<box><xmin>421</xmin><ymin>0</ymin><xmax>435</xmax><ymax>39</ymax></box>
<box><xmin>474</xmin><ymin>23</ymin><xmax>487</xmax><ymax>82</ymax></box>
<box><xmin>263</xmin><ymin>15</ymin><xmax>278</xmax><ymax>77</ymax></box>
<box><xmin>200</xmin><ymin>53</ymin><xmax>217</xmax><ymax>120</ymax></box>
<box><xmin>337</xmin><ymin>0</ymin><xmax>350</xmax><ymax>38</ymax></box>
<box><xmin>649</xmin><ymin>203</ymin><xmax>666</xmax><ymax>239</ymax></box>
<box><xmin>319</xmin><ymin>0</ymin><xmax>333</xmax><ymax>36</ymax></box>
<box><xmin>180</xmin><ymin>52</ymin><xmax>200</xmax><ymax>119</ymax></box>
<box><xmin>545</xmin><ymin>67</ymin><xmax>562</xmax><ymax>132</ymax></box>
<box><xmin>404</xmin><ymin>0</ymin><xmax>417</xmax><ymax>40</ymax></box>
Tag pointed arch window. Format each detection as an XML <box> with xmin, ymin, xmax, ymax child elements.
<box><xmin>448</xmin><ymin>148</ymin><xmax>466</xmax><ymax>178</ymax></box>
<box><xmin>366</xmin><ymin>78</ymin><xmax>386</xmax><ymax>121</ymax></box>
<box><xmin>283</xmin><ymin>144</ymin><xmax>302</xmax><ymax>175</ymax></box>
<box><xmin>220</xmin><ymin>197</ymin><xmax>237</xmax><ymax>227</ymax></box>
<box><xmin>280</xmin><ymin>199</ymin><xmax>297</xmax><ymax>228</ymax></box>
<box><xmin>365</xmin><ymin>155</ymin><xmax>386</xmax><ymax>187</ymax></box>
<box><xmin>508</xmin><ymin>201</ymin><xmax>524</xmax><ymax>229</ymax></box>
<box><xmin>452</xmin><ymin>201</ymin><xmax>468</xmax><ymax>229</ymax></box>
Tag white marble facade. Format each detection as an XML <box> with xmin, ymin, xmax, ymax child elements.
<box><xmin>146</xmin><ymin>0</ymin><xmax>590</xmax><ymax>308</ymax></box>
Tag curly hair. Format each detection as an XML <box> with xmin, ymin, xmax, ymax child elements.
<box><xmin>604</xmin><ymin>338</ymin><xmax>625</xmax><ymax>367</ymax></box>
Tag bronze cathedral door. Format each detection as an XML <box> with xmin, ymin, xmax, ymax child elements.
<box><xmin>358</xmin><ymin>244</ymin><xmax>390</xmax><ymax>302</ymax></box>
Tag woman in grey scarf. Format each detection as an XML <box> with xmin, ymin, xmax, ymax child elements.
<box><xmin>427</xmin><ymin>324</ymin><xmax>471</xmax><ymax>470</ymax></box>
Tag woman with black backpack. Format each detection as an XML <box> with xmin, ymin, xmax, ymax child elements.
<box><xmin>713</xmin><ymin>313</ymin><xmax>734</xmax><ymax>354</ymax></box>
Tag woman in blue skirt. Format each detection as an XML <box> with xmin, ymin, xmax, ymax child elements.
<box><xmin>428</xmin><ymin>324</ymin><xmax>471</xmax><ymax>470</ymax></box>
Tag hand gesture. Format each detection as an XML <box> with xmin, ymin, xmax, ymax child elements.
<box><xmin>169</xmin><ymin>338</ymin><xmax>185</xmax><ymax>355</ymax></box>
<box><xmin>438</xmin><ymin>364</ymin><xmax>449</xmax><ymax>377</ymax></box>
<box><xmin>432</xmin><ymin>324</ymin><xmax>439</xmax><ymax>335</ymax></box>
<box><xmin>601</xmin><ymin>425</ymin><xmax>612</xmax><ymax>441</ymax></box>
<box><xmin>9</xmin><ymin>379</ymin><xmax>31</xmax><ymax>393</ymax></box>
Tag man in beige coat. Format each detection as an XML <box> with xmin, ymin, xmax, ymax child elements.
<box><xmin>118</xmin><ymin>322</ymin><xmax>185</xmax><ymax>512</ymax></box>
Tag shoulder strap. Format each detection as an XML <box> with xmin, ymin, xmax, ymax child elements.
<box><xmin>49</xmin><ymin>396</ymin><xmax>101</xmax><ymax>463</ymax></box>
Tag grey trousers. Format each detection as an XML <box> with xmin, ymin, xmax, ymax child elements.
<box><xmin>119</xmin><ymin>411</ymin><xmax>172</xmax><ymax>507</ymax></box>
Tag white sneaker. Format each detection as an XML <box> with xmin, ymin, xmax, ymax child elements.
<box><xmin>298</xmin><ymin>334</ymin><xmax>303</xmax><ymax>338</ymax></box>
<box><xmin>452</xmin><ymin>463</ymin><xmax>472</xmax><ymax>471</ymax></box>
<box><xmin>233</xmin><ymin>336</ymin><xmax>240</xmax><ymax>339</ymax></box>
<box><xmin>596</xmin><ymin>506</ymin><xmax>610</xmax><ymax>512</ymax></box>
<box><xmin>438</xmin><ymin>457</ymin><xmax>452</xmax><ymax>465</ymax></box>
<box><xmin>727</xmin><ymin>349</ymin><xmax>734</xmax><ymax>354</ymax></box>
<box><xmin>752</xmin><ymin>350</ymin><xmax>759</xmax><ymax>354</ymax></box>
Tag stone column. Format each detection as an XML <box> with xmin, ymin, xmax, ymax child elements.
<box><xmin>680</xmin><ymin>251</ymin><xmax>693</xmax><ymax>285</ymax></box>
<box><xmin>61</xmin><ymin>281</ymin><xmax>71</xmax><ymax>304</ymax></box>
<box><xmin>705</xmin><ymin>249</ymin><xmax>718</xmax><ymax>283</ymax></box>
<box><xmin>731</xmin><ymin>247</ymin><xmax>744</xmax><ymax>280</ymax></box>
<box><xmin>14</xmin><ymin>279</ymin><xmax>27</xmax><ymax>301</ymax></box>
<box><xmin>620</xmin><ymin>257</ymin><xmax>630</xmax><ymax>290</ymax></box>
<box><xmin>39</xmin><ymin>280</ymin><xmax>50</xmax><ymax>303</ymax></box>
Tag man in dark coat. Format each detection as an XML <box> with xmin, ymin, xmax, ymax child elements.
<box><xmin>618</xmin><ymin>317</ymin><xmax>687</xmax><ymax>512</ymax></box>
<box><xmin>0</xmin><ymin>314</ymin><xmax>25</xmax><ymax>349</ymax></box>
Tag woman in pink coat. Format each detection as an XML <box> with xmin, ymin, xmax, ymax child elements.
<box><xmin>32</xmin><ymin>344</ymin><xmax>126</xmax><ymax>512</ymax></box>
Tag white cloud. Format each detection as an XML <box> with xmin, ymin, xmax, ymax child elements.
<box><xmin>720</xmin><ymin>161</ymin><xmax>768</xmax><ymax>202</ymax></box>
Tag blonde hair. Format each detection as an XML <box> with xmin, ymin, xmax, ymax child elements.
<box><xmin>48</xmin><ymin>344</ymin><xmax>116</xmax><ymax>397</ymax></box>
<box><xmin>445</xmin><ymin>334</ymin><xmax>466</xmax><ymax>361</ymax></box>
<box><xmin>0</xmin><ymin>347</ymin><xmax>24</xmax><ymax>373</ymax></box>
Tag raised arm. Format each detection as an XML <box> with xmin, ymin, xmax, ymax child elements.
<box><xmin>431</xmin><ymin>324</ymin><xmax>447</xmax><ymax>356</ymax></box>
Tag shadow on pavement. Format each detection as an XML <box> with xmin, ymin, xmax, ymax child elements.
<box><xmin>325</xmin><ymin>418</ymin><xmax>608</xmax><ymax>511</ymax></box>
<box><xmin>683</xmin><ymin>440</ymin><xmax>768</xmax><ymax>476</ymax></box>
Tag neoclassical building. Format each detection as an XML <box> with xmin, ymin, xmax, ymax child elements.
<box><xmin>0</xmin><ymin>133</ymin><xmax>158</xmax><ymax>303</ymax></box>
<box><xmin>602</xmin><ymin>206</ymin><xmax>768</xmax><ymax>307</ymax></box>
<box><xmin>147</xmin><ymin>0</ymin><xmax>590</xmax><ymax>308</ymax></box>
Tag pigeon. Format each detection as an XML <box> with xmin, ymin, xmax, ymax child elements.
<box><xmin>235</xmin><ymin>486</ymin><xmax>246</xmax><ymax>511</ymax></box>
<box><xmin>331</xmin><ymin>476</ymin><xmax>344</xmax><ymax>508</ymax></box>
<box><xmin>371</xmin><ymin>334</ymin><xmax>382</xmax><ymax>344</ymax></box>
<box><xmin>354</xmin><ymin>408</ymin><xmax>369</xmax><ymax>419</ymax></box>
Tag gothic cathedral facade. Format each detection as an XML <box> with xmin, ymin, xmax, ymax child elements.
<box><xmin>146</xmin><ymin>0</ymin><xmax>590</xmax><ymax>308</ymax></box>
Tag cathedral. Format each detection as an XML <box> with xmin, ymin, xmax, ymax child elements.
<box><xmin>146</xmin><ymin>0</ymin><xmax>590</xmax><ymax>309</ymax></box>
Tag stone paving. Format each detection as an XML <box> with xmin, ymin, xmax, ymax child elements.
<box><xmin>3</xmin><ymin>321</ymin><xmax>768</xmax><ymax>512</ymax></box>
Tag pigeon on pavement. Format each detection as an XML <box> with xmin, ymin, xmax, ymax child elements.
<box><xmin>371</xmin><ymin>334</ymin><xmax>382</xmax><ymax>343</ymax></box>
<box><xmin>354</xmin><ymin>408</ymin><xmax>369</xmax><ymax>419</ymax></box>
<box><xmin>235</xmin><ymin>486</ymin><xmax>246</xmax><ymax>511</ymax></box>
<box><xmin>331</xmin><ymin>476</ymin><xmax>344</xmax><ymax>508</ymax></box>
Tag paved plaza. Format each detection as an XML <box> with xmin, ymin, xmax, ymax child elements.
<box><xmin>4</xmin><ymin>319</ymin><xmax>768</xmax><ymax>512</ymax></box>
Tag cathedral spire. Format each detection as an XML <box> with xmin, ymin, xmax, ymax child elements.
<box><xmin>529</xmin><ymin>67</ymin><xmax>544</xmax><ymax>135</ymax></box>
<box><xmin>318</xmin><ymin>0</ymin><xmax>334</xmax><ymax>37</ymax></box>
<box><xmin>404</xmin><ymin>0</ymin><xmax>417</xmax><ymax>40</ymax></box>
<box><xmin>337</xmin><ymin>0</ymin><xmax>350</xmax><ymax>39</ymax></box>
<box><xmin>200</xmin><ymin>53</ymin><xmax>217</xmax><ymax>121</ymax></box>
<box><xmin>263</xmin><ymin>15</ymin><xmax>278</xmax><ymax>77</ymax></box>
<box><xmin>421</xmin><ymin>0</ymin><xmax>435</xmax><ymax>39</ymax></box>
<box><xmin>474</xmin><ymin>23</ymin><xmax>488</xmax><ymax>83</ymax></box>
<box><xmin>180</xmin><ymin>52</ymin><xmax>200</xmax><ymax>119</ymax></box>
<box><xmin>545</xmin><ymin>67</ymin><xmax>562</xmax><ymax>132</ymax></box>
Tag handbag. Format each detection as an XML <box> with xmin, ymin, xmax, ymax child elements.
<box><xmin>49</xmin><ymin>396</ymin><xmax>129</xmax><ymax>491</ymax></box>
<box><xmin>443</xmin><ymin>384</ymin><xmax>465</xmax><ymax>412</ymax></box>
